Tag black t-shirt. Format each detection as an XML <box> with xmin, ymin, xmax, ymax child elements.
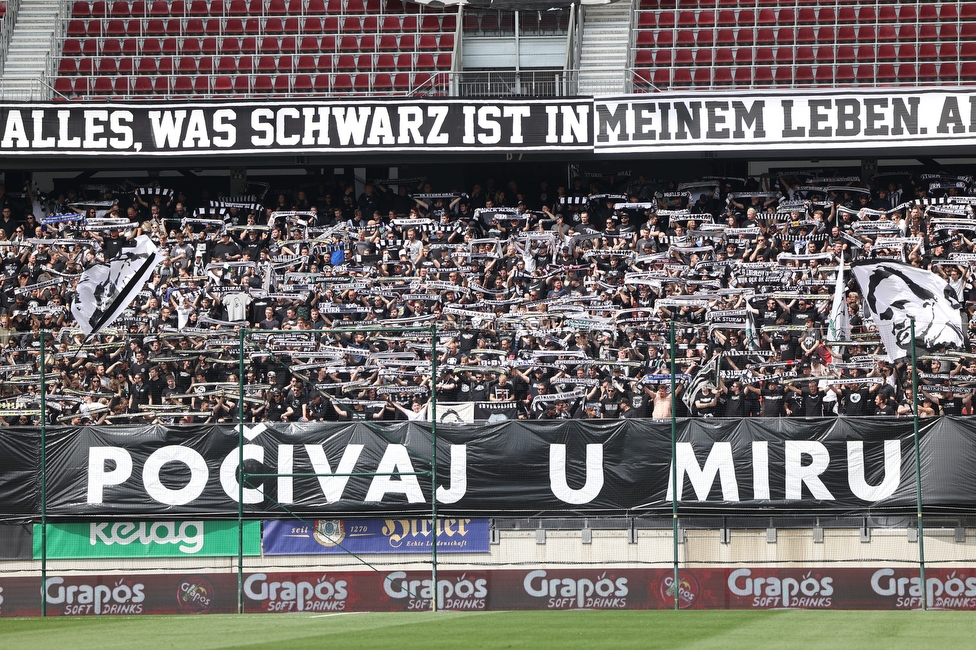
<box><xmin>761</xmin><ymin>386</ymin><xmax>785</xmax><ymax>417</ymax></box>
<box><xmin>490</xmin><ymin>382</ymin><xmax>514</xmax><ymax>401</ymax></box>
<box><xmin>842</xmin><ymin>387</ymin><xmax>871</xmax><ymax>416</ymax></box>
<box><xmin>802</xmin><ymin>386</ymin><xmax>825</xmax><ymax>417</ymax></box>
<box><xmin>721</xmin><ymin>391</ymin><xmax>746</xmax><ymax>417</ymax></box>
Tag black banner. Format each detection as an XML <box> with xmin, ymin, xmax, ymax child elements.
<box><xmin>0</xmin><ymin>99</ymin><xmax>591</xmax><ymax>156</ymax></box>
<box><xmin>2</xmin><ymin>418</ymin><xmax>976</xmax><ymax>518</ymax></box>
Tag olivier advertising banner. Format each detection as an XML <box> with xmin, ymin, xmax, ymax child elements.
<box><xmin>33</xmin><ymin>521</ymin><xmax>261</xmax><ymax>559</ymax></box>
<box><xmin>3</xmin><ymin>417</ymin><xmax>976</xmax><ymax>517</ymax></box>
<box><xmin>0</xmin><ymin>567</ymin><xmax>974</xmax><ymax>615</ymax></box>
<box><xmin>262</xmin><ymin>518</ymin><xmax>491</xmax><ymax>555</ymax></box>
<box><xmin>0</xmin><ymin>99</ymin><xmax>592</xmax><ymax>156</ymax></box>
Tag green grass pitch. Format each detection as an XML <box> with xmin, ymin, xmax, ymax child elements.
<box><xmin>2</xmin><ymin>610</ymin><xmax>975</xmax><ymax>650</ymax></box>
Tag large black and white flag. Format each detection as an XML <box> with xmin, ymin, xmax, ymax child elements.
<box><xmin>851</xmin><ymin>260</ymin><xmax>966</xmax><ymax>361</ymax></box>
<box><xmin>71</xmin><ymin>235</ymin><xmax>163</xmax><ymax>336</ymax></box>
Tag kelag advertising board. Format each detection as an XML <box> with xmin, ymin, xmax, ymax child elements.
<box><xmin>33</xmin><ymin>521</ymin><xmax>261</xmax><ymax>559</ymax></box>
<box><xmin>1</xmin><ymin>568</ymin><xmax>972</xmax><ymax>615</ymax></box>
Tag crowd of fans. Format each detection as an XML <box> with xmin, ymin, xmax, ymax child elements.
<box><xmin>0</xmin><ymin>166</ymin><xmax>974</xmax><ymax>425</ymax></box>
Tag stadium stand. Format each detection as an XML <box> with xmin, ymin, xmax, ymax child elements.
<box><xmin>1</xmin><ymin>167</ymin><xmax>975</xmax><ymax>424</ymax></box>
<box><xmin>632</xmin><ymin>0</ymin><xmax>976</xmax><ymax>91</ymax></box>
<box><xmin>52</xmin><ymin>0</ymin><xmax>459</xmax><ymax>98</ymax></box>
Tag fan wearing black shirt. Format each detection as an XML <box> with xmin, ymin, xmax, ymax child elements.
<box><xmin>830</xmin><ymin>381</ymin><xmax>879</xmax><ymax>416</ymax></box>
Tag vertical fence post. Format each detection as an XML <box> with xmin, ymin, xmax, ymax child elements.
<box><xmin>237</xmin><ymin>327</ymin><xmax>246</xmax><ymax>614</ymax></box>
<box><xmin>39</xmin><ymin>330</ymin><xmax>47</xmax><ymax>617</ymax></box>
<box><xmin>669</xmin><ymin>321</ymin><xmax>679</xmax><ymax>610</ymax></box>
<box><xmin>910</xmin><ymin>317</ymin><xmax>926</xmax><ymax>609</ymax></box>
<box><xmin>429</xmin><ymin>322</ymin><xmax>438</xmax><ymax>612</ymax></box>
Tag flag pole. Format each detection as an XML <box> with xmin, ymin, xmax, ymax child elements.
<box><xmin>670</xmin><ymin>321</ymin><xmax>679</xmax><ymax>610</ymax></box>
<box><xmin>910</xmin><ymin>317</ymin><xmax>927</xmax><ymax>610</ymax></box>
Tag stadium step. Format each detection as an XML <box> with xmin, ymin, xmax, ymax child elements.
<box><xmin>576</xmin><ymin>2</ymin><xmax>633</xmax><ymax>96</ymax></box>
<box><xmin>0</xmin><ymin>0</ymin><xmax>61</xmax><ymax>100</ymax></box>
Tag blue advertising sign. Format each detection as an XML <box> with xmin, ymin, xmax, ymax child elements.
<box><xmin>263</xmin><ymin>519</ymin><xmax>491</xmax><ymax>555</ymax></box>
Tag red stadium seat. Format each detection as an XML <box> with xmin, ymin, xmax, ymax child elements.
<box><xmin>236</xmin><ymin>55</ymin><xmax>252</xmax><ymax>74</ymax></box>
<box><xmin>774</xmin><ymin>66</ymin><xmax>792</xmax><ymax>84</ymax></box>
<box><xmin>794</xmin><ymin>65</ymin><xmax>813</xmax><ymax>85</ymax></box>
<box><xmin>102</xmin><ymin>38</ymin><xmax>122</xmax><ymax>55</ymax></box>
<box><xmin>733</xmin><ymin>67</ymin><xmax>751</xmax><ymax>87</ymax></box>
<box><xmin>240</xmin><ymin>37</ymin><xmax>258</xmax><ymax>53</ymax></box>
<box><xmin>300</xmin><ymin>35</ymin><xmax>320</xmax><ymax>52</ymax></box>
<box><xmin>197</xmin><ymin>55</ymin><xmax>212</xmax><ymax>73</ymax></box>
<box><xmin>138</xmin><ymin>56</ymin><xmax>158</xmax><ymax>73</ymax></box>
<box><xmin>753</xmin><ymin>66</ymin><xmax>773</xmax><ymax>85</ymax></box>
<box><xmin>373</xmin><ymin>72</ymin><xmax>393</xmax><ymax>91</ymax></box>
<box><xmin>171</xmin><ymin>76</ymin><xmax>195</xmax><ymax>94</ymax></box>
<box><xmin>814</xmin><ymin>65</ymin><xmax>832</xmax><ymax>85</ymax></box>
<box><xmin>265</xmin><ymin>18</ymin><xmax>284</xmax><ymax>34</ymax></box>
<box><xmin>939</xmin><ymin>63</ymin><xmax>959</xmax><ymax>82</ymax></box>
<box><xmin>252</xmin><ymin>75</ymin><xmax>273</xmax><ymax>92</ymax></box>
<box><xmin>713</xmin><ymin>67</ymin><xmax>733</xmax><ymax>85</ymax></box>
<box><xmin>293</xmin><ymin>74</ymin><xmax>313</xmax><ymax>92</ymax></box>
<box><xmin>794</xmin><ymin>46</ymin><xmax>814</xmax><ymax>64</ymax></box>
<box><xmin>157</xmin><ymin>56</ymin><xmax>173</xmax><ymax>73</ymax></box>
<box><xmin>332</xmin><ymin>73</ymin><xmax>353</xmax><ymax>92</ymax></box>
<box><xmin>694</xmin><ymin>48</ymin><xmax>712</xmax><ymax>66</ymax></box>
<box><xmin>713</xmin><ymin>47</ymin><xmax>733</xmax><ymax>65</ymax></box>
<box><xmin>315</xmin><ymin>54</ymin><xmax>332</xmax><ymax>71</ymax></box>
<box><xmin>693</xmin><ymin>68</ymin><xmax>712</xmax><ymax>87</ymax></box>
<box><xmin>835</xmin><ymin>45</ymin><xmax>855</xmax><ymax>63</ymax></box>
<box><xmin>58</xmin><ymin>58</ymin><xmax>79</xmax><ymax>75</ymax></box>
<box><xmin>72</xmin><ymin>2</ymin><xmax>91</xmax><ymax>17</ymax></box>
<box><xmin>835</xmin><ymin>65</ymin><xmax>854</xmax><ymax>85</ymax></box>
<box><xmin>149</xmin><ymin>0</ymin><xmax>168</xmax><ymax>16</ymax></box>
<box><xmin>674</xmin><ymin>48</ymin><xmax>696</xmax><ymax>65</ymax></box>
<box><xmin>877</xmin><ymin>44</ymin><xmax>896</xmax><ymax>62</ymax></box>
<box><xmin>212</xmin><ymin>75</ymin><xmax>233</xmax><ymax>92</ymax></box>
<box><xmin>256</xmin><ymin>55</ymin><xmax>277</xmax><ymax>72</ymax></box>
<box><xmin>312</xmin><ymin>73</ymin><xmax>331</xmax><ymax>92</ymax></box>
<box><xmin>876</xmin><ymin>63</ymin><xmax>897</xmax><ymax>84</ymax></box>
<box><xmin>795</xmin><ymin>27</ymin><xmax>816</xmax><ymax>44</ymax></box>
<box><xmin>673</xmin><ymin>68</ymin><xmax>692</xmax><ymax>86</ymax></box>
<box><xmin>294</xmin><ymin>54</ymin><xmax>316</xmax><ymax>72</ymax></box>
<box><xmin>855</xmin><ymin>65</ymin><xmax>874</xmax><ymax>85</ymax></box>
<box><xmin>183</xmin><ymin>37</ymin><xmax>201</xmax><ymax>54</ymax></box>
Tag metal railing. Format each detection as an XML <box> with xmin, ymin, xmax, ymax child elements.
<box><xmin>0</xmin><ymin>0</ymin><xmax>23</xmax><ymax>76</ymax></box>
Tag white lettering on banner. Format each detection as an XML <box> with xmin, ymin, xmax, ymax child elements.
<box><xmin>871</xmin><ymin>568</ymin><xmax>976</xmax><ymax>608</ymax></box>
<box><xmin>364</xmin><ymin>444</ymin><xmax>425</xmax><ymax>503</ymax></box>
<box><xmin>523</xmin><ymin>570</ymin><xmax>628</xmax><ymax>609</ymax></box>
<box><xmin>87</xmin><ymin>447</ymin><xmax>133</xmax><ymax>504</ymax></box>
<box><xmin>549</xmin><ymin>444</ymin><xmax>604</xmax><ymax>504</ymax></box>
<box><xmin>727</xmin><ymin>568</ymin><xmax>833</xmax><ymax>608</ymax></box>
<box><xmin>219</xmin><ymin>444</ymin><xmax>264</xmax><ymax>504</ymax></box>
<box><xmin>847</xmin><ymin>440</ymin><xmax>901</xmax><ymax>502</ymax></box>
<box><xmin>45</xmin><ymin>577</ymin><xmax>146</xmax><ymax>615</ymax></box>
<box><xmin>667</xmin><ymin>442</ymin><xmax>739</xmax><ymax>502</ymax></box>
<box><xmin>82</xmin><ymin>438</ymin><xmax>903</xmax><ymax>508</ymax></box>
<box><xmin>90</xmin><ymin>521</ymin><xmax>204</xmax><ymax>554</ymax></box>
<box><xmin>0</xmin><ymin>101</ymin><xmax>592</xmax><ymax>154</ymax></box>
<box><xmin>752</xmin><ymin>441</ymin><xmax>770</xmax><ymax>500</ymax></box>
<box><xmin>785</xmin><ymin>441</ymin><xmax>833</xmax><ymax>501</ymax></box>
<box><xmin>436</xmin><ymin>444</ymin><xmax>467</xmax><ymax>504</ymax></box>
<box><xmin>301</xmin><ymin>443</ymin><xmax>364</xmax><ymax>503</ymax></box>
<box><xmin>150</xmin><ymin>108</ymin><xmax>239</xmax><ymax>149</ymax></box>
<box><xmin>142</xmin><ymin>446</ymin><xmax>209</xmax><ymax>506</ymax></box>
<box><xmin>244</xmin><ymin>573</ymin><xmax>348</xmax><ymax>612</ymax></box>
<box><xmin>384</xmin><ymin>571</ymin><xmax>488</xmax><ymax>610</ymax></box>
